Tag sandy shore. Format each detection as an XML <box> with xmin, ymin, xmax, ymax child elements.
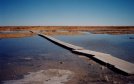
<box><xmin>3</xmin><ymin>69</ymin><xmax>74</xmax><ymax>84</ymax></box>
<box><xmin>1</xmin><ymin>54</ymin><xmax>134</xmax><ymax>84</ymax></box>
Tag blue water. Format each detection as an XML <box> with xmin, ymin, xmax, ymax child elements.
<box><xmin>55</xmin><ymin>33</ymin><xmax>134</xmax><ymax>63</ymax></box>
<box><xmin>0</xmin><ymin>36</ymin><xmax>75</xmax><ymax>66</ymax></box>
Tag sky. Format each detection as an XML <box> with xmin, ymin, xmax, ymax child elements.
<box><xmin>0</xmin><ymin>0</ymin><xmax>134</xmax><ymax>26</ymax></box>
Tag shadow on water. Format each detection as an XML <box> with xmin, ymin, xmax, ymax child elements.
<box><xmin>72</xmin><ymin>51</ymin><xmax>131</xmax><ymax>76</ymax></box>
<box><xmin>39</xmin><ymin>34</ymin><xmax>132</xmax><ymax>76</ymax></box>
<box><xmin>39</xmin><ymin>34</ymin><xmax>74</xmax><ymax>50</ymax></box>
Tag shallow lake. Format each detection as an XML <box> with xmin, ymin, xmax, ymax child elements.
<box><xmin>0</xmin><ymin>33</ymin><xmax>134</xmax><ymax>83</ymax></box>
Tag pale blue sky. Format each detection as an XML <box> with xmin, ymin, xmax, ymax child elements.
<box><xmin>0</xmin><ymin>0</ymin><xmax>134</xmax><ymax>26</ymax></box>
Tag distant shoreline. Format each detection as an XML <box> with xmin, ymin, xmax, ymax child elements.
<box><xmin>0</xmin><ymin>26</ymin><xmax>134</xmax><ymax>34</ymax></box>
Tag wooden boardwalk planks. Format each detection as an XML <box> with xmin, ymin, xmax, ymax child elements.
<box><xmin>38</xmin><ymin>33</ymin><xmax>134</xmax><ymax>75</ymax></box>
<box><xmin>73</xmin><ymin>49</ymin><xmax>134</xmax><ymax>74</ymax></box>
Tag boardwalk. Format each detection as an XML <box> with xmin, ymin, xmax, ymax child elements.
<box><xmin>38</xmin><ymin>33</ymin><xmax>83</xmax><ymax>50</ymax></box>
<box><xmin>73</xmin><ymin>50</ymin><xmax>134</xmax><ymax>74</ymax></box>
<box><xmin>38</xmin><ymin>33</ymin><xmax>134</xmax><ymax>75</ymax></box>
